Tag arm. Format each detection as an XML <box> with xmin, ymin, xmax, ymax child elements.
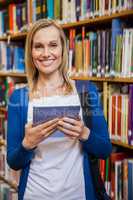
<box><xmin>81</xmin><ymin>82</ymin><xmax>112</xmax><ymax>159</ymax></box>
<box><xmin>7</xmin><ymin>89</ymin><xmax>34</xmax><ymax>170</ymax></box>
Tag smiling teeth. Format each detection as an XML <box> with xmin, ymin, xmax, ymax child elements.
<box><xmin>41</xmin><ymin>60</ymin><xmax>54</xmax><ymax>65</ymax></box>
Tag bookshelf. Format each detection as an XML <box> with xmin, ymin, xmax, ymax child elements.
<box><xmin>0</xmin><ymin>71</ymin><xmax>27</xmax><ymax>78</ymax></box>
<box><xmin>0</xmin><ymin>139</ymin><xmax>5</xmax><ymax>147</ymax></box>
<box><xmin>0</xmin><ymin>0</ymin><xmax>133</xmax><ymax>200</ymax></box>
<box><xmin>0</xmin><ymin>107</ymin><xmax>6</xmax><ymax>112</ymax></box>
<box><xmin>0</xmin><ymin>10</ymin><xmax>132</xmax><ymax>41</ymax></box>
<box><xmin>0</xmin><ymin>175</ymin><xmax>17</xmax><ymax>191</ymax></box>
<box><xmin>112</xmin><ymin>139</ymin><xmax>133</xmax><ymax>150</ymax></box>
<box><xmin>72</xmin><ymin>76</ymin><xmax>133</xmax><ymax>83</ymax></box>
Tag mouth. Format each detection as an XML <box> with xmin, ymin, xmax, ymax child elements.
<box><xmin>39</xmin><ymin>59</ymin><xmax>55</xmax><ymax>66</ymax></box>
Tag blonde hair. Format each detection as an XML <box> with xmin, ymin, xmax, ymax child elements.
<box><xmin>25</xmin><ymin>19</ymin><xmax>73</xmax><ymax>98</ymax></box>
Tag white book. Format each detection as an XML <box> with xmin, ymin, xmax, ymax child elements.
<box><xmin>108</xmin><ymin>0</ymin><xmax>112</xmax><ymax>15</ymax></box>
<box><xmin>1</xmin><ymin>42</ymin><xmax>7</xmax><ymax>71</ymax></box>
<box><xmin>68</xmin><ymin>49</ymin><xmax>73</xmax><ymax>74</ymax></box>
<box><xmin>80</xmin><ymin>0</ymin><xmax>86</xmax><ymax>20</ymax></box>
<box><xmin>131</xmin><ymin>30</ymin><xmax>133</xmax><ymax>77</ymax></box>
<box><xmin>62</xmin><ymin>0</ymin><xmax>69</xmax><ymax>23</ymax></box>
<box><xmin>126</xmin><ymin>30</ymin><xmax>130</xmax><ymax>77</ymax></box>
<box><xmin>124</xmin><ymin>0</ymin><xmax>128</xmax><ymax>10</ymax></box>
<box><xmin>70</xmin><ymin>0</ymin><xmax>76</xmax><ymax>22</ymax></box>
<box><xmin>102</xmin><ymin>0</ymin><xmax>105</xmax><ymax>16</ymax></box>
<box><xmin>122</xmin><ymin>30</ymin><xmax>127</xmax><ymax>77</ymax></box>
<box><xmin>67</xmin><ymin>0</ymin><xmax>71</xmax><ymax>22</ymax></box>
<box><xmin>0</xmin><ymin>12</ymin><xmax>2</xmax><ymax>36</ymax></box>
<box><xmin>128</xmin><ymin>29</ymin><xmax>133</xmax><ymax>77</ymax></box>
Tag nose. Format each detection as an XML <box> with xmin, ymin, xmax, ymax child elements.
<box><xmin>41</xmin><ymin>47</ymin><xmax>50</xmax><ymax>57</ymax></box>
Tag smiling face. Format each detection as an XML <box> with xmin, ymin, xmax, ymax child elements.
<box><xmin>32</xmin><ymin>26</ymin><xmax>62</xmax><ymax>76</ymax></box>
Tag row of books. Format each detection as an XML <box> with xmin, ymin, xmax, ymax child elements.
<box><xmin>60</xmin><ymin>0</ymin><xmax>133</xmax><ymax>23</ymax></box>
<box><xmin>108</xmin><ymin>84</ymin><xmax>133</xmax><ymax>146</ymax></box>
<box><xmin>0</xmin><ymin>0</ymin><xmax>133</xmax><ymax>35</ymax></box>
<box><xmin>26</xmin><ymin>0</ymin><xmax>133</xmax><ymax>24</ymax></box>
<box><xmin>68</xmin><ymin>25</ymin><xmax>133</xmax><ymax>77</ymax></box>
<box><xmin>0</xmin><ymin>115</ymin><xmax>6</xmax><ymax>142</ymax></box>
<box><xmin>100</xmin><ymin>153</ymin><xmax>133</xmax><ymax>200</ymax></box>
<box><xmin>0</xmin><ymin>103</ymin><xmax>20</xmax><ymax>194</ymax></box>
<box><xmin>0</xmin><ymin>183</ymin><xmax>17</xmax><ymax>200</ymax></box>
<box><xmin>0</xmin><ymin>2</ymin><xmax>28</xmax><ymax>35</ymax></box>
<box><xmin>0</xmin><ymin>146</ymin><xmax>7</xmax><ymax>177</ymax></box>
<box><xmin>0</xmin><ymin>0</ymin><xmax>47</xmax><ymax>35</ymax></box>
<box><xmin>0</xmin><ymin>77</ymin><xmax>26</xmax><ymax>106</ymax></box>
<box><xmin>0</xmin><ymin>145</ymin><xmax>20</xmax><ymax>184</ymax></box>
<box><xmin>0</xmin><ymin>18</ymin><xmax>133</xmax><ymax>78</ymax></box>
<box><xmin>0</xmin><ymin>42</ymin><xmax>25</xmax><ymax>73</ymax></box>
<box><xmin>0</xmin><ymin>77</ymin><xmax>15</xmax><ymax>107</ymax></box>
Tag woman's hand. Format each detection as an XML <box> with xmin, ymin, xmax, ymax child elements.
<box><xmin>58</xmin><ymin>117</ymin><xmax>90</xmax><ymax>141</ymax></box>
<box><xmin>22</xmin><ymin>118</ymin><xmax>59</xmax><ymax>150</ymax></box>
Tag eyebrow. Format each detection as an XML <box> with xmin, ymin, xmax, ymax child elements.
<box><xmin>33</xmin><ymin>40</ymin><xmax>59</xmax><ymax>44</ymax></box>
<box><xmin>49</xmin><ymin>40</ymin><xmax>58</xmax><ymax>43</ymax></box>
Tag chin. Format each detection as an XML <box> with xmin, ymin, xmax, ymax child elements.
<box><xmin>39</xmin><ymin>67</ymin><xmax>60</xmax><ymax>75</ymax></box>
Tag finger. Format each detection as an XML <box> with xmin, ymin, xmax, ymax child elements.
<box><xmin>41</xmin><ymin>122</ymin><xmax>58</xmax><ymax>136</ymax></box>
<box><xmin>77</xmin><ymin>115</ymin><xmax>81</xmax><ymax>121</ymax></box>
<box><xmin>43</xmin><ymin>128</ymin><xmax>57</xmax><ymax>139</ymax></box>
<box><xmin>25</xmin><ymin>122</ymin><xmax>32</xmax><ymax>129</ymax></box>
<box><xmin>33</xmin><ymin>118</ymin><xmax>59</xmax><ymax>132</ymax></box>
<box><xmin>62</xmin><ymin>117</ymin><xmax>80</xmax><ymax>126</ymax></box>
<box><xmin>58</xmin><ymin>120</ymin><xmax>80</xmax><ymax>132</ymax></box>
<box><xmin>58</xmin><ymin>125</ymin><xmax>80</xmax><ymax>137</ymax></box>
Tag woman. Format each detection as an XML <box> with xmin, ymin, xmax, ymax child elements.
<box><xmin>7</xmin><ymin>19</ymin><xmax>112</xmax><ymax>200</ymax></box>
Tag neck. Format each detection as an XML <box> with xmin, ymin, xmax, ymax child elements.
<box><xmin>37</xmin><ymin>70</ymin><xmax>64</xmax><ymax>89</ymax></box>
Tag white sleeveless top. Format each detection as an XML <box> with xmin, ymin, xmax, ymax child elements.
<box><xmin>24</xmin><ymin>94</ymin><xmax>86</xmax><ymax>200</ymax></box>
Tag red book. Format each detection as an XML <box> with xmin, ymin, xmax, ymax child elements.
<box><xmin>100</xmin><ymin>159</ymin><xmax>105</xmax><ymax>181</ymax></box>
<box><xmin>112</xmin><ymin>95</ymin><xmax>116</xmax><ymax>139</ymax></box>
<box><xmin>110</xmin><ymin>153</ymin><xmax>128</xmax><ymax>200</ymax></box>
<box><xmin>8</xmin><ymin>4</ymin><xmax>15</xmax><ymax>32</ymax></box>
<box><xmin>117</xmin><ymin>95</ymin><xmax>122</xmax><ymax>140</ymax></box>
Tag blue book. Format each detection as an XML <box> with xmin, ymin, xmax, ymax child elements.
<box><xmin>128</xmin><ymin>160</ymin><xmax>133</xmax><ymax>200</ymax></box>
<box><xmin>13</xmin><ymin>45</ymin><xmax>25</xmax><ymax>72</ymax></box>
<box><xmin>6</xmin><ymin>44</ymin><xmax>14</xmax><ymax>71</ymax></box>
<box><xmin>47</xmin><ymin>0</ymin><xmax>54</xmax><ymax>19</ymax></box>
<box><xmin>33</xmin><ymin>105</ymin><xmax>80</xmax><ymax>126</ymax></box>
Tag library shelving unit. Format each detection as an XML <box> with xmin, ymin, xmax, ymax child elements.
<box><xmin>0</xmin><ymin>71</ymin><xmax>27</xmax><ymax>78</ymax></box>
<box><xmin>0</xmin><ymin>0</ymin><xmax>133</xmax><ymax>199</ymax></box>
<box><xmin>0</xmin><ymin>175</ymin><xmax>17</xmax><ymax>191</ymax></box>
<box><xmin>0</xmin><ymin>9</ymin><xmax>132</xmax><ymax>41</ymax></box>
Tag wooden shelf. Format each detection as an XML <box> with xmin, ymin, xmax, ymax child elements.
<box><xmin>0</xmin><ymin>0</ymin><xmax>24</xmax><ymax>8</ymax></box>
<box><xmin>112</xmin><ymin>140</ymin><xmax>133</xmax><ymax>150</ymax></box>
<box><xmin>0</xmin><ymin>71</ymin><xmax>27</xmax><ymax>77</ymax></box>
<box><xmin>71</xmin><ymin>76</ymin><xmax>133</xmax><ymax>83</ymax></box>
<box><xmin>0</xmin><ymin>10</ymin><xmax>132</xmax><ymax>41</ymax></box>
<box><xmin>0</xmin><ymin>175</ymin><xmax>17</xmax><ymax>191</ymax></box>
<box><xmin>0</xmin><ymin>139</ymin><xmax>6</xmax><ymax>147</ymax></box>
<box><xmin>0</xmin><ymin>107</ymin><xmax>6</xmax><ymax>112</ymax></box>
<box><xmin>62</xmin><ymin>10</ymin><xmax>133</xmax><ymax>28</ymax></box>
<box><xmin>0</xmin><ymin>71</ymin><xmax>133</xmax><ymax>82</ymax></box>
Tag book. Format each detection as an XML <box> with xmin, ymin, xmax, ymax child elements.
<box><xmin>33</xmin><ymin>105</ymin><xmax>80</xmax><ymax>126</ymax></box>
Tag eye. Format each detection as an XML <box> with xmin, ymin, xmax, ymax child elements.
<box><xmin>34</xmin><ymin>44</ymin><xmax>43</xmax><ymax>49</ymax></box>
<box><xmin>50</xmin><ymin>43</ymin><xmax>58</xmax><ymax>47</ymax></box>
